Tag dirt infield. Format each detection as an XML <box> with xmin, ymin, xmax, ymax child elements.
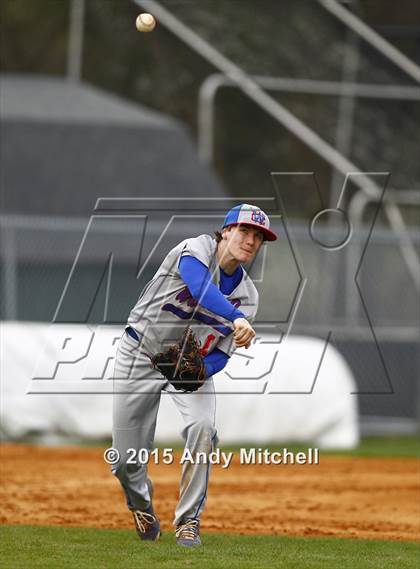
<box><xmin>1</xmin><ymin>444</ymin><xmax>419</xmax><ymax>542</ymax></box>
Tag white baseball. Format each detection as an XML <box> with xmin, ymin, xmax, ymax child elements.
<box><xmin>136</xmin><ymin>13</ymin><xmax>156</xmax><ymax>33</ymax></box>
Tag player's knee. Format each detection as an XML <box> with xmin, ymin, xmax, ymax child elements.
<box><xmin>196</xmin><ymin>417</ymin><xmax>216</xmax><ymax>433</ymax></box>
<box><xmin>185</xmin><ymin>418</ymin><xmax>217</xmax><ymax>442</ymax></box>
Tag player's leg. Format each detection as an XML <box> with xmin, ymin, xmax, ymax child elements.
<box><xmin>112</xmin><ymin>332</ymin><xmax>164</xmax><ymax>522</ymax></box>
<box><xmin>168</xmin><ymin>377</ymin><xmax>217</xmax><ymax>544</ymax></box>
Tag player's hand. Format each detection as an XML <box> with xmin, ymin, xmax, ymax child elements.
<box><xmin>233</xmin><ymin>318</ymin><xmax>256</xmax><ymax>348</ymax></box>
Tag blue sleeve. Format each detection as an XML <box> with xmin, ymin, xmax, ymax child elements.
<box><xmin>179</xmin><ymin>255</ymin><xmax>245</xmax><ymax>322</ymax></box>
<box><xmin>204</xmin><ymin>347</ymin><xmax>229</xmax><ymax>377</ymax></box>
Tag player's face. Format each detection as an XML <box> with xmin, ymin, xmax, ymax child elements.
<box><xmin>224</xmin><ymin>224</ymin><xmax>264</xmax><ymax>262</ymax></box>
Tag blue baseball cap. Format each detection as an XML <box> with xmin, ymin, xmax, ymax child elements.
<box><xmin>222</xmin><ymin>203</ymin><xmax>277</xmax><ymax>241</ymax></box>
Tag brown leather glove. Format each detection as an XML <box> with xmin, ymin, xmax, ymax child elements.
<box><xmin>150</xmin><ymin>327</ymin><xmax>206</xmax><ymax>392</ymax></box>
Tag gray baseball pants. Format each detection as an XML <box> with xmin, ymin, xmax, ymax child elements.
<box><xmin>111</xmin><ymin>331</ymin><xmax>218</xmax><ymax>526</ymax></box>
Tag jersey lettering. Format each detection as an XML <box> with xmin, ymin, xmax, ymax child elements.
<box><xmin>200</xmin><ymin>334</ymin><xmax>216</xmax><ymax>356</ymax></box>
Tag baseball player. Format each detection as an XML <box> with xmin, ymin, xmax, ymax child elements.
<box><xmin>111</xmin><ymin>203</ymin><xmax>277</xmax><ymax>546</ymax></box>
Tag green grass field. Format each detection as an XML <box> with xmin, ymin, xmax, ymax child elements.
<box><xmin>1</xmin><ymin>526</ymin><xmax>419</xmax><ymax>569</ymax></box>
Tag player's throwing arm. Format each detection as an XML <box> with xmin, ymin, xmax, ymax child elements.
<box><xmin>233</xmin><ymin>317</ymin><xmax>256</xmax><ymax>349</ymax></box>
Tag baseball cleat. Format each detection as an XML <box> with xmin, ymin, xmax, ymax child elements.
<box><xmin>175</xmin><ymin>518</ymin><xmax>201</xmax><ymax>547</ymax></box>
<box><xmin>132</xmin><ymin>507</ymin><xmax>161</xmax><ymax>541</ymax></box>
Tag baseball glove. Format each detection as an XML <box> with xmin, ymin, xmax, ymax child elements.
<box><xmin>149</xmin><ymin>328</ymin><xmax>206</xmax><ymax>392</ymax></box>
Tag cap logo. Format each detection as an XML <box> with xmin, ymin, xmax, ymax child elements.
<box><xmin>250</xmin><ymin>209</ymin><xmax>266</xmax><ymax>226</ymax></box>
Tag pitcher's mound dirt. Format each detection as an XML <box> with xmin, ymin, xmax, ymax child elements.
<box><xmin>1</xmin><ymin>444</ymin><xmax>419</xmax><ymax>541</ymax></box>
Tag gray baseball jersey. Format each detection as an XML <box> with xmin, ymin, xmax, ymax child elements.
<box><xmin>127</xmin><ymin>234</ymin><xmax>259</xmax><ymax>357</ymax></box>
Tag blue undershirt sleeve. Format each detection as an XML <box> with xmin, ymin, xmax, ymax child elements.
<box><xmin>179</xmin><ymin>255</ymin><xmax>244</xmax><ymax>322</ymax></box>
<box><xmin>204</xmin><ymin>347</ymin><xmax>229</xmax><ymax>377</ymax></box>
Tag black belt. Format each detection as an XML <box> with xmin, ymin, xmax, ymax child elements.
<box><xmin>126</xmin><ymin>326</ymin><xmax>140</xmax><ymax>342</ymax></box>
